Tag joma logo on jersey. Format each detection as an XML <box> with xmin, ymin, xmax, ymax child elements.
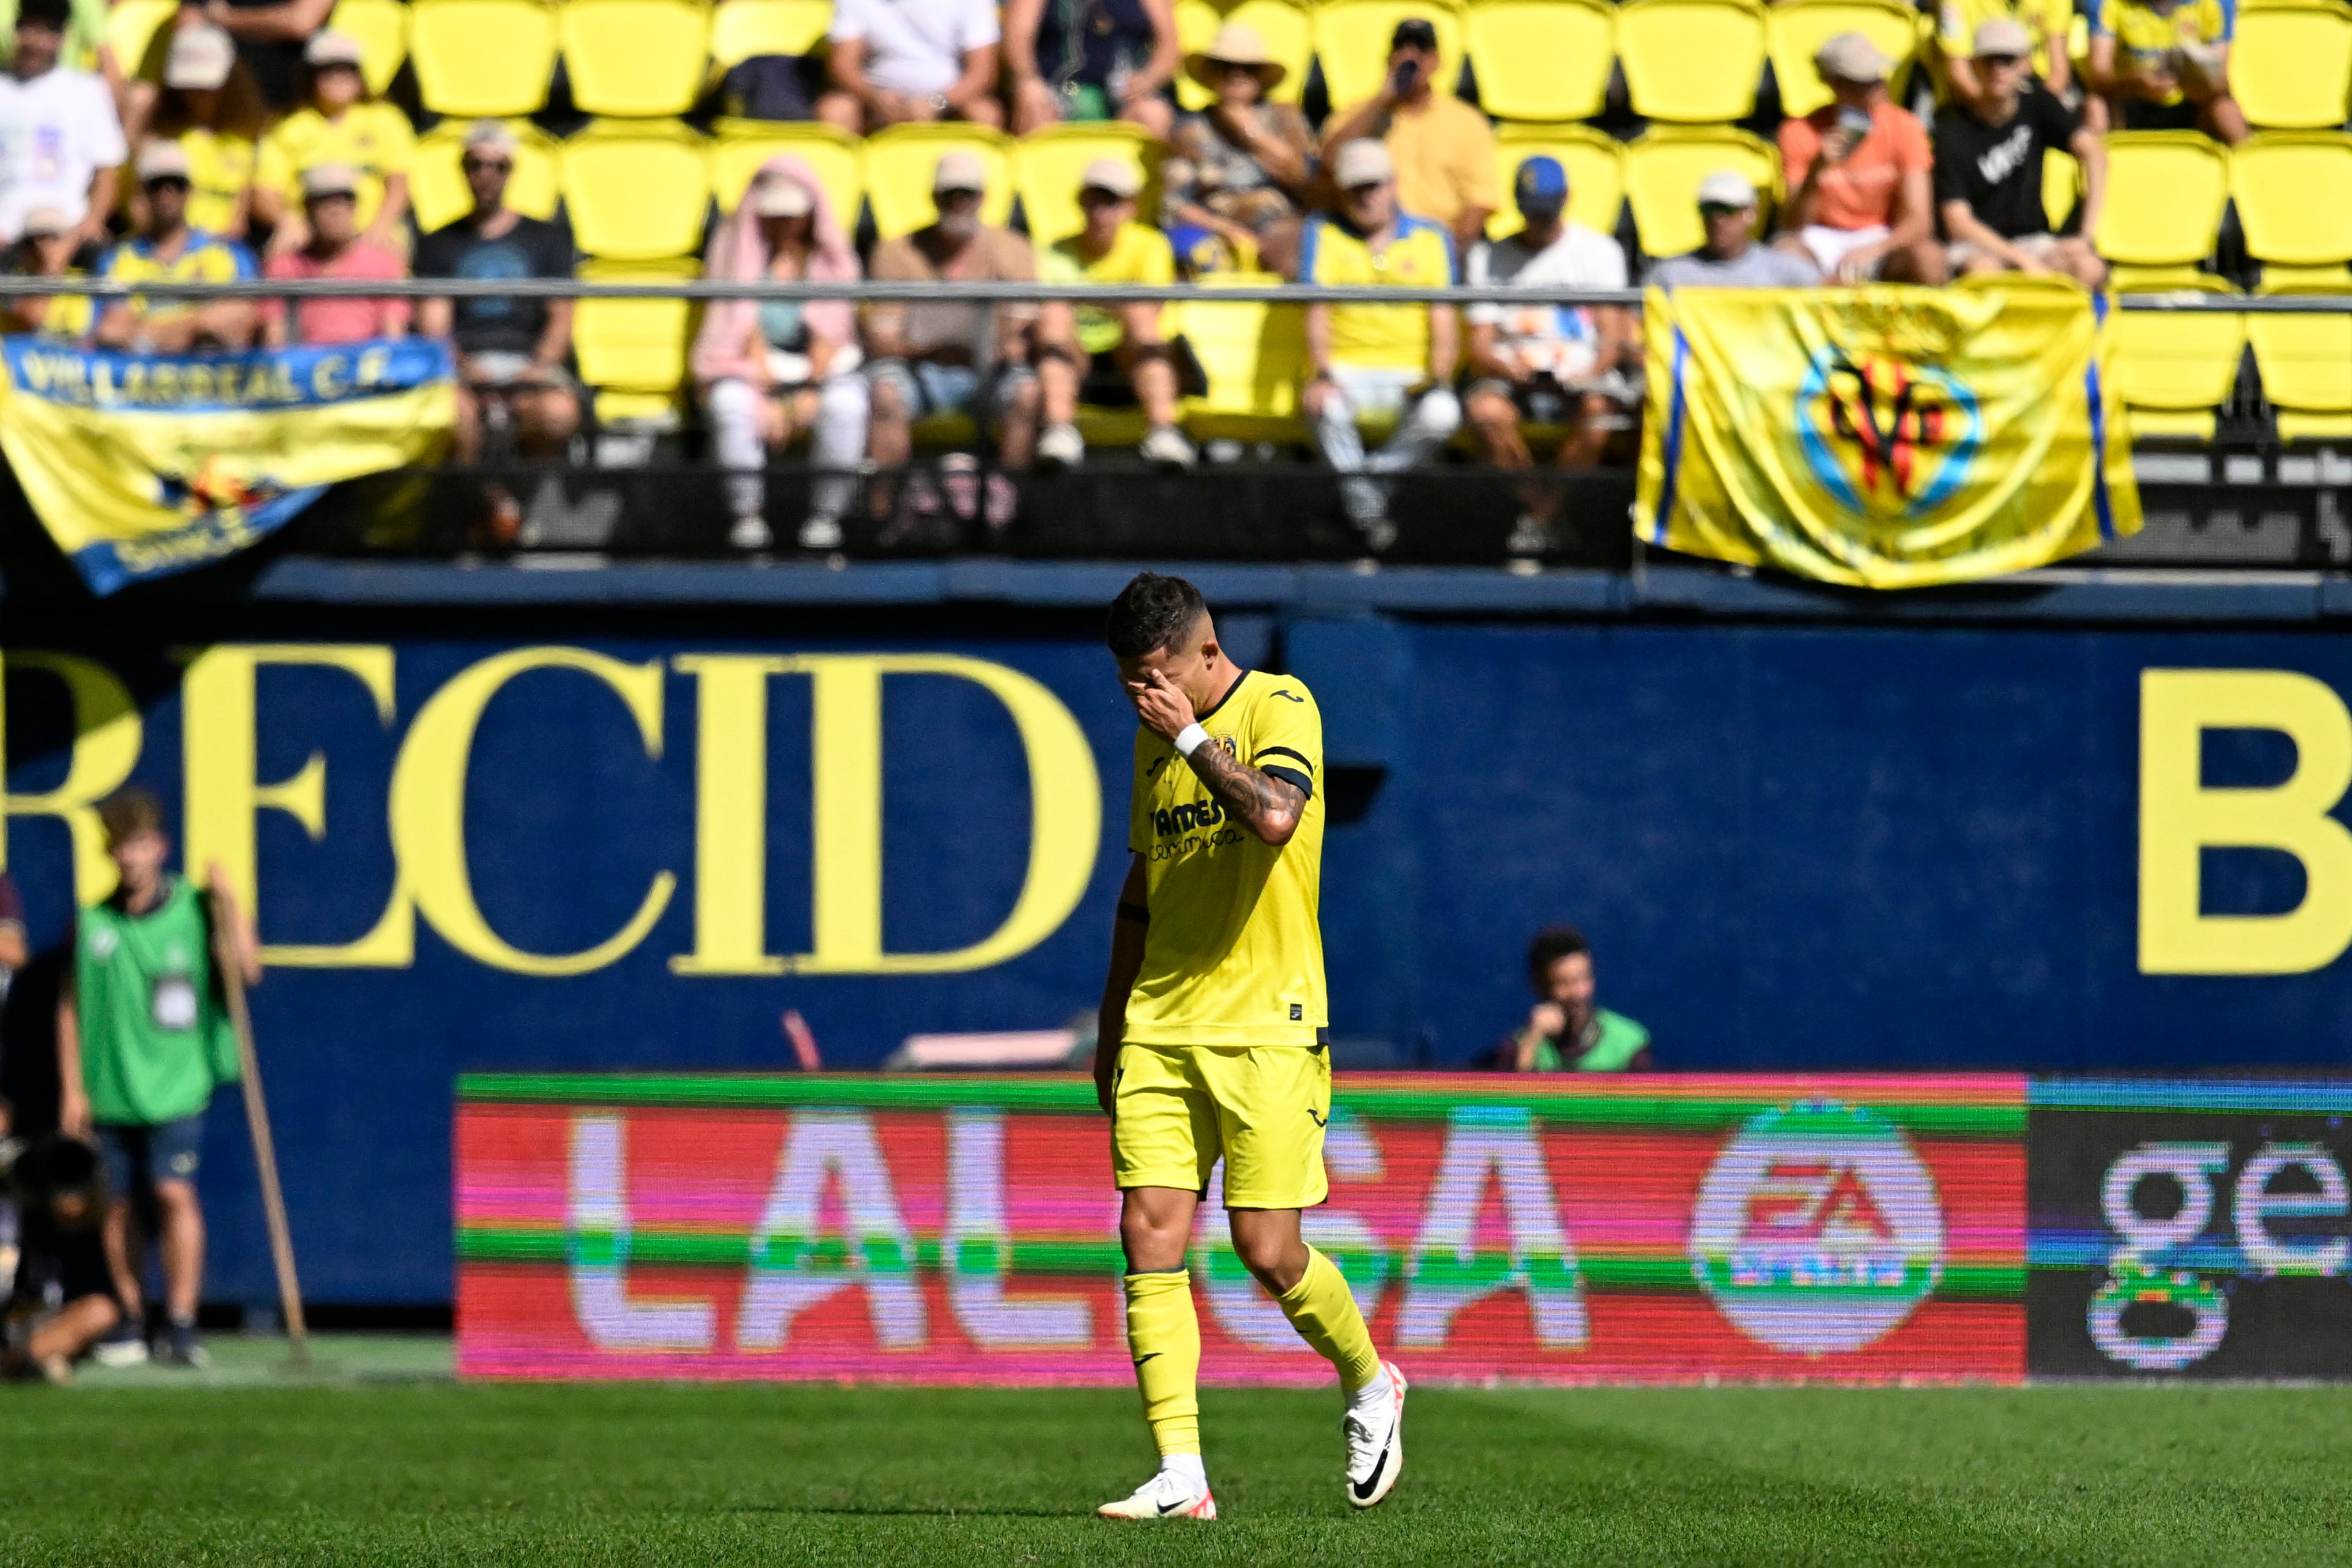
<box><xmin>1154</xmin><ymin>798</ymin><xmax>1227</xmax><ymax>838</ymax></box>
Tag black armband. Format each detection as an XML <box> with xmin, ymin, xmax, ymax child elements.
<box><xmin>1116</xmin><ymin>901</ymin><xmax>1150</xmax><ymax>924</ymax></box>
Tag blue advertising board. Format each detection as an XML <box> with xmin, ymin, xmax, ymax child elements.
<box><xmin>1</xmin><ymin>607</ymin><xmax>2347</xmax><ymax>1304</ymax></box>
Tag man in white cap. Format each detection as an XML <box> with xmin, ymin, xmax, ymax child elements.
<box><xmin>94</xmin><ymin>140</ymin><xmax>258</xmax><ymax>352</ymax></box>
<box><xmin>1034</xmin><ymin>156</ymin><xmax>1193</xmax><ymax>470</ymax></box>
<box><xmin>819</xmin><ymin>0</ymin><xmax>1004</xmax><ymax>131</ymax></box>
<box><xmin>0</xmin><ymin>0</ymin><xmax>123</xmax><ymax>247</ymax></box>
<box><xmin>2</xmin><ymin>203</ymin><xmax>93</xmax><ymax>338</ymax></box>
<box><xmin>1299</xmin><ymin>138</ymin><xmax>1461</xmax><ymax>553</ymax></box>
<box><xmin>259</xmin><ymin>161</ymin><xmax>409</xmax><ymax>345</ymax></box>
<box><xmin>254</xmin><ymin>30</ymin><xmax>413</xmax><ymax>254</ymax></box>
<box><xmin>1935</xmin><ymin>0</ymin><xmax>2070</xmax><ymax>103</ymax></box>
<box><xmin>1321</xmin><ymin>16</ymin><xmax>1497</xmax><ymax>255</ymax></box>
<box><xmin>1648</xmin><ymin>171</ymin><xmax>1820</xmax><ymax>291</ymax></box>
<box><xmin>1935</xmin><ymin>20</ymin><xmax>2108</xmax><ymax>284</ymax></box>
<box><xmin>864</xmin><ymin>152</ymin><xmax>1047</xmax><ymax>529</ymax></box>
<box><xmin>1773</xmin><ymin>32</ymin><xmax>1944</xmax><ymax>284</ymax></box>
<box><xmin>416</xmin><ymin>120</ymin><xmax>583</xmax><ymax>480</ymax></box>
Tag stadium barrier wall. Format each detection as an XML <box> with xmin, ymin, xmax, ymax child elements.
<box><xmin>6</xmin><ymin>613</ymin><xmax>2352</xmax><ymax>1306</ymax></box>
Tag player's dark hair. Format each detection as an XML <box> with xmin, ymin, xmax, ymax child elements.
<box><xmin>1526</xmin><ymin>925</ymin><xmax>1590</xmax><ymax>990</ymax></box>
<box><xmin>1105</xmin><ymin>572</ymin><xmax>1208</xmax><ymax>659</ymax></box>
<box><xmin>97</xmin><ymin>785</ymin><xmax>165</xmax><ymax>848</ymax></box>
<box><xmin>14</xmin><ymin>0</ymin><xmax>69</xmax><ymax>31</ymax></box>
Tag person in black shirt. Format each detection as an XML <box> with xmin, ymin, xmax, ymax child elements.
<box><xmin>1935</xmin><ymin>18</ymin><xmax>2107</xmax><ymax>286</ymax></box>
<box><xmin>414</xmin><ymin>120</ymin><xmax>582</xmax><ymax>538</ymax></box>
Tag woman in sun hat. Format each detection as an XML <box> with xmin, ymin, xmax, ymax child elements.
<box><xmin>1163</xmin><ymin>20</ymin><xmax>1313</xmax><ymax>276</ymax></box>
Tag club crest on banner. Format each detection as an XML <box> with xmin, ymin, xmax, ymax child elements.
<box><xmin>1797</xmin><ymin>347</ymin><xmax>1983</xmax><ymax>522</ymax></box>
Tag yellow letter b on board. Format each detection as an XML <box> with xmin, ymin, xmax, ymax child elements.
<box><xmin>2140</xmin><ymin>669</ymin><xmax>2352</xmax><ymax>974</ymax></box>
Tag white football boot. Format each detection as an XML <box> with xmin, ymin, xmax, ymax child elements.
<box><xmin>1096</xmin><ymin>1468</ymin><xmax>1218</xmax><ymax>1521</ymax></box>
<box><xmin>1343</xmin><ymin>1360</ymin><xmax>1407</xmax><ymax>1509</ymax></box>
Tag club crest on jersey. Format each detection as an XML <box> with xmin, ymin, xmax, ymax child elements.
<box><xmin>1686</xmin><ymin>1100</ymin><xmax>1944</xmax><ymax>1355</ymax></box>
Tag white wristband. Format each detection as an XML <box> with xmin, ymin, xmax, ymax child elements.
<box><xmin>1174</xmin><ymin>722</ymin><xmax>1209</xmax><ymax>757</ymax></box>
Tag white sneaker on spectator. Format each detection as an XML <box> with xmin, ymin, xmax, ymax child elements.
<box><xmin>1506</xmin><ymin>512</ymin><xmax>1552</xmax><ymax>561</ymax></box>
<box><xmin>1036</xmin><ymin>423</ymin><xmax>1085</xmax><ymax>470</ymax></box>
<box><xmin>798</xmin><ymin>513</ymin><xmax>843</xmax><ymax>551</ymax></box>
<box><xmin>92</xmin><ymin>1321</ymin><xmax>148</xmax><ymax>1367</ymax></box>
<box><xmin>729</xmin><ymin>512</ymin><xmax>772</xmax><ymax>552</ymax></box>
<box><xmin>1139</xmin><ymin>425</ymin><xmax>1196</xmax><ymax>469</ymax></box>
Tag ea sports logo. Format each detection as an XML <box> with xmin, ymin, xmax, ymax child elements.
<box><xmin>1688</xmin><ymin>1101</ymin><xmax>1944</xmax><ymax>1355</ymax></box>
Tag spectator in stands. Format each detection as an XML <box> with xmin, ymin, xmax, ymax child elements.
<box><xmin>1163</xmin><ymin>22</ymin><xmax>1313</xmax><ymax>278</ymax></box>
<box><xmin>1464</xmin><ymin>155</ymin><xmax>1638</xmax><ymax>563</ymax></box>
<box><xmin>819</xmin><ymin>0</ymin><xmax>1004</xmax><ymax>131</ymax></box>
<box><xmin>693</xmin><ymin>157</ymin><xmax>870</xmax><ymax>555</ymax></box>
<box><xmin>2084</xmin><ymin>0</ymin><xmax>2247</xmax><ymax>143</ymax></box>
<box><xmin>1034</xmin><ymin>158</ymin><xmax>1194</xmax><ymax>472</ymax></box>
<box><xmin>252</xmin><ymin>32</ymin><xmax>412</xmax><ymax>257</ymax></box>
<box><xmin>199</xmin><ymin>0</ymin><xmax>336</xmax><ymax>112</ymax></box>
<box><xmin>1487</xmin><ymin>926</ymin><xmax>1653</xmax><ymax>1073</ymax></box>
<box><xmin>1321</xmin><ymin>18</ymin><xmax>1497</xmax><ymax>257</ymax></box>
<box><xmin>133</xmin><ymin>25</ymin><xmax>263</xmax><ymax>243</ymax></box>
<box><xmin>1</xmin><ymin>1133</ymin><xmax>121</xmax><ymax>1386</ymax></box>
<box><xmin>1649</xmin><ymin>172</ymin><xmax>1822</xmax><ymax>289</ymax></box>
<box><xmin>259</xmin><ymin>163</ymin><xmax>410</xmax><ymax>345</ymax></box>
<box><xmin>862</xmin><ymin>152</ymin><xmax>1045</xmax><ymax>533</ymax></box>
<box><xmin>1301</xmin><ymin>140</ymin><xmax>1461</xmax><ymax>554</ymax></box>
<box><xmin>1005</xmin><ymin>0</ymin><xmax>1179</xmax><ymax>138</ymax></box>
<box><xmin>0</xmin><ymin>0</ymin><xmax>125</xmax><ymax>247</ymax></box>
<box><xmin>58</xmin><ymin>787</ymin><xmax>259</xmax><ymax>1370</ymax></box>
<box><xmin>1774</xmin><ymin>34</ymin><xmax>1946</xmax><ymax>284</ymax></box>
<box><xmin>416</xmin><ymin>120</ymin><xmax>583</xmax><ymax>537</ymax></box>
<box><xmin>1937</xmin><ymin>21</ymin><xmax>2108</xmax><ymax>285</ymax></box>
<box><xmin>2</xmin><ymin>205</ymin><xmax>95</xmax><ymax>338</ymax></box>
<box><xmin>1935</xmin><ymin>0</ymin><xmax>2071</xmax><ymax>103</ymax></box>
<box><xmin>95</xmin><ymin>142</ymin><xmax>258</xmax><ymax>352</ymax></box>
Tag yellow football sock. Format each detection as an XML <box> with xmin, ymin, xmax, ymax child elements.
<box><xmin>1275</xmin><ymin>1245</ymin><xmax>1382</xmax><ymax>1392</ymax></box>
<box><xmin>1123</xmin><ymin>1270</ymin><xmax>1202</xmax><ymax>1457</ymax></box>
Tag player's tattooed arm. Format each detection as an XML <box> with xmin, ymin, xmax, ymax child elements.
<box><xmin>1183</xmin><ymin>740</ymin><xmax>1306</xmax><ymax>847</ymax></box>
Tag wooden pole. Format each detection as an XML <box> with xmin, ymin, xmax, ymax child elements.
<box><xmin>211</xmin><ymin>905</ymin><xmax>308</xmax><ymax>1366</ymax></box>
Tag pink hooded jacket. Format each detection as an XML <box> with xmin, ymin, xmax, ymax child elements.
<box><xmin>689</xmin><ymin>154</ymin><xmax>861</xmax><ymax>385</ymax></box>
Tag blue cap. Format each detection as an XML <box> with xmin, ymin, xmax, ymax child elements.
<box><xmin>1514</xmin><ymin>155</ymin><xmax>1568</xmax><ymax>214</ymax></box>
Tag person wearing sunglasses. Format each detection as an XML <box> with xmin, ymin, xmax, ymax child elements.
<box><xmin>1935</xmin><ymin>20</ymin><xmax>2108</xmax><ymax>285</ymax></box>
<box><xmin>93</xmin><ymin>138</ymin><xmax>257</xmax><ymax>351</ymax></box>
<box><xmin>1647</xmin><ymin>172</ymin><xmax>1821</xmax><ymax>291</ymax></box>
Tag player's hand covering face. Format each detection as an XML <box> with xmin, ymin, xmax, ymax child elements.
<box><xmin>1124</xmin><ymin>666</ymin><xmax>1198</xmax><ymax>741</ymax></box>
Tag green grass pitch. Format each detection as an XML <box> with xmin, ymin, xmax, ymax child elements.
<box><xmin>2</xmin><ymin>1340</ymin><xmax>2345</xmax><ymax>1566</ymax></box>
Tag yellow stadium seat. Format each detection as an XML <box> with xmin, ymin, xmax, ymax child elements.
<box><xmin>862</xmin><ymin>124</ymin><xmax>1016</xmax><ymax>238</ymax></box>
<box><xmin>710</xmin><ymin>0</ymin><xmax>832</xmax><ymax>65</ymax></box>
<box><xmin>1014</xmin><ymin>123</ymin><xmax>1166</xmax><ymax>247</ymax></box>
<box><xmin>2261</xmin><ymin>263</ymin><xmax>2352</xmax><ymax>287</ymax></box>
<box><xmin>1624</xmin><ymin>126</ymin><xmax>1779</xmax><ymax>258</ymax></box>
<box><xmin>2042</xmin><ymin>146</ymin><xmax>2078</xmax><ymax>232</ymax></box>
<box><xmin>2249</xmin><ymin>284</ymin><xmax>2352</xmax><ymax>439</ymax></box>
<box><xmin>1174</xmin><ymin>0</ymin><xmax>1313</xmax><ymax>108</ymax></box>
<box><xmin>329</xmin><ymin>0</ymin><xmax>409</xmax><ymax>96</ymax></box>
<box><xmin>410</xmin><ymin>119</ymin><xmax>562</xmax><ymax>233</ymax></box>
<box><xmin>411</xmin><ymin>0</ymin><xmax>558</xmax><ymax>118</ymax></box>
<box><xmin>2232</xmin><ymin>132</ymin><xmax>2352</xmax><ymax>269</ymax></box>
<box><xmin>2095</xmin><ymin>133</ymin><xmax>2229</xmax><ymax>268</ymax></box>
<box><xmin>2230</xmin><ymin>0</ymin><xmax>2352</xmax><ymax>130</ymax></box>
<box><xmin>560</xmin><ymin>0</ymin><xmax>713</xmax><ymax>119</ymax></box>
<box><xmin>1311</xmin><ymin>0</ymin><xmax>1465</xmax><ymax>111</ymax></box>
<box><xmin>1463</xmin><ymin>0</ymin><xmax>1614</xmax><ymax>122</ymax></box>
<box><xmin>559</xmin><ymin>119</ymin><xmax>713</xmax><ymax>260</ymax></box>
<box><xmin>2111</xmin><ymin>278</ymin><xmax>2243</xmax><ymax>440</ymax></box>
<box><xmin>1489</xmin><ymin>125</ymin><xmax>1623</xmax><ymax>239</ymax></box>
<box><xmin>1616</xmin><ymin>0</ymin><xmax>1766</xmax><ymax>123</ymax></box>
<box><xmin>106</xmin><ymin>0</ymin><xmax>174</xmax><ymax>76</ymax></box>
<box><xmin>711</xmin><ymin>119</ymin><xmax>862</xmax><ymax>229</ymax></box>
<box><xmin>1173</xmin><ymin>275</ymin><xmax>1308</xmax><ymax>442</ymax></box>
<box><xmin>575</xmin><ymin>259</ymin><xmax>698</xmax><ymax>424</ymax></box>
<box><xmin>1766</xmin><ymin>0</ymin><xmax>1918</xmax><ymax>118</ymax></box>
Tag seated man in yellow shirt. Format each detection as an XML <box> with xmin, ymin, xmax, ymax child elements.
<box><xmin>1299</xmin><ymin>140</ymin><xmax>1460</xmax><ymax>555</ymax></box>
<box><xmin>1035</xmin><ymin>156</ymin><xmax>1196</xmax><ymax>470</ymax></box>
<box><xmin>2084</xmin><ymin>0</ymin><xmax>2248</xmax><ymax>142</ymax></box>
<box><xmin>1319</xmin><ymin>16</ymin><xmax>1497</xmax><ymax>257</ymax></box>
<box><xmin>93</xmin><ymin>141</ymin><xmax>257</xmax><ymax>353</ymax></box>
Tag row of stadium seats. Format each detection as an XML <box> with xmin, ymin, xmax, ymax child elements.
<box><xmin>104</xmin><ymin>0</ymin><xmax>2352</xmax><ymax>130</ymax></box>
<box><xmin>466</xmin><ymin>116</ymin><xmax>2352</xmax><ymax>276</ymax></box>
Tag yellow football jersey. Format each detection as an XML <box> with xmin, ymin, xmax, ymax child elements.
<box><xmin>1125</xmin><ymin>669</ymin><xmax>1328</xmax><ymax>1047</ymax></box>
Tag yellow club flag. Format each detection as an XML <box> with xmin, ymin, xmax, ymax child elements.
<box><xmin>1634</xmin><ymin>285</ymin><xmax>2141</xmax><ymax>587</ymax></box>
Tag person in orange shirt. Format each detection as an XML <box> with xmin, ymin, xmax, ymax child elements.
<box><xmin>1773</xmin><ymin>32</ymin><xmax>1948</xmax><ymax>285</ymax></box>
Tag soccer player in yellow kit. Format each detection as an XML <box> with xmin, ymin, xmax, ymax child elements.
<box><xmin>1092</xmin><ymin>572</ymin><xmax>1405</xmax><ymax>1521</ymax></box>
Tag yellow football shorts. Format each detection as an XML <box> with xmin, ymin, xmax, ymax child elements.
<box><xmin>1111</xmin><ymin>1042</ymin><xmax>1331</xmax><ymax>1209</ymax></box>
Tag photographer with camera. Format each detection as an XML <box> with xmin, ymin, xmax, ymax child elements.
<box><xmin>2</xmin><ymin>1132</ymin><xmax>121</xmax><ymax>1385</ymax></box>
<box><xmin>56</xmin><ymin>787</ymin><xmax>257</xmax><ymax>1370</ymax></box>
<box><xmin>1319</xmin><ymin>17</ymin><xmax>1496</xmax><ymax>257</ymax></box>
